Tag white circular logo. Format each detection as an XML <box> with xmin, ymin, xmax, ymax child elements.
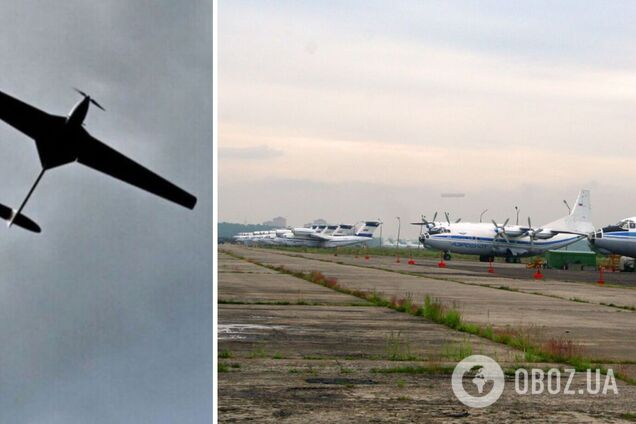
<box><xmin>452</xmin><ymin>355</ymin><xmax>505</xmax><ymax>408</ymax></box>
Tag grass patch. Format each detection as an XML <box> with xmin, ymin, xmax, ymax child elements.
<box><xmin>442</xmin><ymin>341</ymin><xmax>473</xmax><ymax>361</ymax></box>
<box><xmin>249</xmin><ymin>346</ymin><xmax>268</xmax><ymax>358</ymax></box>
<box><xmin>385</xmin><ymin>331</ymin><xmax>419</xmax><ymax>361</ymax></box>
<box><xmin>620</xmin><ymin>412</ymin><xmax>636</xmax><ymax>422</ymax></box>
<box><xmin>272</xmin><ymin>352</ymin><xmax>285</xmax><ymax>359</ymax></box>
<box><xmin>218</xmin><ymin>363</ymin><xmax>230</xmax><ymax>373</ymax></box>
<box><xmin>219</xmin><ymin>349</ymin><xmax>232</xmax><ymax>359</ymax></box>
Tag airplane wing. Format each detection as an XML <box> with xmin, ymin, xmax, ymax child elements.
<box><xmin>306</xmin><ymin>232</ymin><xmax>332</xmax><ymax>241</ymax></box>
<box><xmin>0</xmin><ymin>90</ymin><xmax>59</xmax><ymax>140</ymax></box>
<box><xmin>548</xmin><ymin>229</ymin><xmax>590</xmax><ymax>236</ymax></box>
<box><xmin>76</xmin><ymin>129</ymin><xmax>197</xmax><ymax>209</ymax></box>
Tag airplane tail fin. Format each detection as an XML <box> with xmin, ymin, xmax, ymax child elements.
<box><xmin>354</xmin><ymin>221</ymin><xmax>381</xmax><ymax>238</ymax></box>
<box><xmin>543</xmin><ymin>190</ymin><xmax>594</xmax><ymax>234</ymax></box>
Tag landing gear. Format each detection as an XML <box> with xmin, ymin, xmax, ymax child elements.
<box><xmin>9</xmin><ymin>168</ymin><xmax>46</xmax><ymax>228</ymax></box>
<box><xmin>443</xmin><ymin>252</ymin><xmax>451</xmax><ymax>261</ymax></box>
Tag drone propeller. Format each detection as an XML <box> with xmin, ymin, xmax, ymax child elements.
<box><xmin>74</xmin><ymin>88</ymin><xmax>106</xmax><ymax>111</ymax></box>
<box><xmin>492</xmin><ymin>218</ymin><xmax>510</xmax><ymax>243</ymax></box>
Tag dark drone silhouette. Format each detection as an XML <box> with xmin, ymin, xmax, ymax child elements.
<box><xmin>0</xmin><ymin>88</ymin><xmax>197</xmax><ymax>232</ymax></box>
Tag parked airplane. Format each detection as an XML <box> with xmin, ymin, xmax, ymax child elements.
<box><xmin>234</xmin><ymin>221</ymin><xmax>381</xmax><ymax>248</ymax></box>
<box><xmin>413</xmin><ymin>190</ymin><xmax>593</xmax><ymax>262</ymax></box>
<box><xmin>589</xmin><ymin>217</ymin><xmax>636</xmax><ymax>258</ymax></box>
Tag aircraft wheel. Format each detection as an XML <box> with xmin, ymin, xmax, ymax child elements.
<box><xmin>443</xmin><ymin>252</ymin><xmax>451</xmax><ymax>261</ymax></box>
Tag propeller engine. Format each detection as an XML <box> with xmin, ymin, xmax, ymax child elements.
<box><xmin>411</xmin><ymin>212</ymin><xmax>444</xmax><ymax>235</ymax></box>
<box><xmin>492</xmin><ymin>218</ymin><xmax>510</xmax><ymax>242</ymax></box>
<box><xmin>525</xmin><ymin>217</ymin><xmax>554</xmax><ymax>242</ymax></box>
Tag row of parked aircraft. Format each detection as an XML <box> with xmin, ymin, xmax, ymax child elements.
<box><xmin>234</xmin><ymin>190</ymin><xmax>636</xmax><ymax>262</ymax></box>
<box><xmin>233</xmin><ymin>221</ymin><xmax>381</xmax><ymax>248</ymax></box>
<box><xmin>413</xmin><ymin>190</ymin><xmax>636</xmax><ymax>262</ymax></box>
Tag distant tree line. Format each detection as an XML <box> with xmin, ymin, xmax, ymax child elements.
<box><xmin>217</xmin><ymin>222</ymin><xmax>275</xmax><ymax>242</ymax></box>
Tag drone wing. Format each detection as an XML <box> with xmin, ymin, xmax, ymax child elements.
<box><xmin>76</xmin><ymin>129</ymin><xmax>197</xmax><ymax>209</ymax></box>
<box><xmin>0</xmin><ymin>90</ymin><xmax>60</xmax><ymax>140</ymax></box>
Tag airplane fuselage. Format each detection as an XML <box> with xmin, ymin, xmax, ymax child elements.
<box><xmin>421</xmin><ymin>222</ymin><xmax>582</xmax><ymax>258</ymax></box>
<box><xmin>590</xmin><ymin>218</ymin><xmax>636</xmax><ymax>257</ymax></box>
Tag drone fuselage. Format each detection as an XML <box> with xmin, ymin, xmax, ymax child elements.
<box><xmin>65</xmin><ymin>96</ymin><xmax>90</xmax><ymax>128</ymax></box>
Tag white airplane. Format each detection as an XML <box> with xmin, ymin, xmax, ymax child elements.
<box><xmin>233</xmin><ymin>221</ymin><xmax>381</xmax><ymax>248</ymax></box>
<box><xmin>280</xmin><ymin>221</ymin><xmax>381</xmax><ymax>248</ymax></box>
<box><xmin>413</xmin><ymin>190</ymin><xmax>594</xmax><ymax>262</ymax></box>
<box><xmin>589</xmin><ymin>217</ymin><xmax>636</xmax><ymax>257</ymax></box>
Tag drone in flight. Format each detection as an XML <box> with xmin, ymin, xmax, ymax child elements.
<box><xmin>0</xmin><ymin>88</ymin><xmax>197</xmax><ymax>233</ymax></box>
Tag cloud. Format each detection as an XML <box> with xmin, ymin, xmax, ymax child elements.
<box><xmin>219</xmin><ymin>144</ymin><xmax>283</xmax><ymax>160</ymax></box>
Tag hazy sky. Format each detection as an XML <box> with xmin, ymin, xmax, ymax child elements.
<box><xmin>0</xmin><ymin>1</ymin><xmax>211</xmax><ymax>422</ymax></box>
<box><xmin>219</xmin><ymin>1</ymin><xmax>636</xmax><ymax>238</ymax></box>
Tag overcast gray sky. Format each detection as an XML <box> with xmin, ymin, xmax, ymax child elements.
<box><xmin>0</xmin><ymin>1</ymin><xmax>211</xmax><ymax>422</ymax></box>
<box><xmin>219</xmin><ymin>1</ymin><xmax>636</xmax><ymax>238</ymax></box>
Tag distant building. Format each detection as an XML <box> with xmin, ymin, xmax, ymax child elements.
<box><xmin>263</xmin><ymin>216</ymin><xmax>287</xmax><ymax>228</ymax></box>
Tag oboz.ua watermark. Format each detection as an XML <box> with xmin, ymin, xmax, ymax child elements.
<box><xmin>451</xmin><ymin>355</ymin><xmax>619</xmax><ymax>408</ymax></box>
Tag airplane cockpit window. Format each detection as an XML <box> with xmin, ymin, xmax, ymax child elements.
<box><xmin>631</xmin><ymin>222</ymin><xmax>636</xmax><ymax>229</ymax></box>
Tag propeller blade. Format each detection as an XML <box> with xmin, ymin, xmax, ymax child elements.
<box><xmin>432</xmin><ymin>211</ymin><xmax>438</xmax><ymax>222</ymax></box>
<box><xmin>491</xmin><ymin>219</ymin><xmax>498</xmax><ymax>227</ymax></box>
<box><xmin>73</xmin><ymin>87</ymin><xmax>88</xmax><ymax>97</ymax></box>
<box><xmin>455</xmin><ymin>218</ymin><xmax>461</xmax><ymax>223</ymax></box>
<box><xmin>502</xmin><ymin>233</ymin><xmax>510</xmax><ymax>243</ymax></box>
<box><xmin>503</xmin><ymin>218</ymin><xmax>510</xmax><ymax>227</ymax></box>
<box><xmin>445</xmin><ymin>212</ymin><xmax>450</xmax><ymax>225</ymax></box>
<box><xmin>527</xmin><ymin>216</ymin><xmax>532</xmax><ymax>229</ymax></box>
<box><xmin>90</xmin><ymin>98</ymin><xmax>106</xmax><ymax>111</ymax></box>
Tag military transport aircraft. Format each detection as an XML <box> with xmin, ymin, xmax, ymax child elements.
<box><xmin>0</xmin><ymin>88</ymin><xmax>196</xmax><ymax>231</ymax></box>
<box><xmin>589</xmin><ymin>217</ymin><xmax>636</xmax><ymax>258</ymax></box>
<box><xmin>412</xmin><ymin>190</ymin><xmax>593</xmax><ymax>262</ymax></box>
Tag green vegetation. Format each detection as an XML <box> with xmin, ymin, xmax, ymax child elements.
<box><xmin>385</xmin><ymin>331</ymin><xmax>419</xmax><ymax>361</ymax></box>
<box><xmin>442</xmin><ymin>341</ymin><xmax>473</xmax><ymax>361</ymax></box>
<box><xmin>249</xmin><ymin>346</ymin><xmax>268</xmax><ymax>358</ymax></box>
<box><xmin>272</xmin><ymin>352</ymin><xmax>285</xmax><ymax>359</ymax></box>
<box><xmin>218</xmin><ymin>363</ymin><xmax>230</xmax><ymax>373</ymax></box>
<box><xmin>620</xmin><ymin>412</ymin><xmax>636</xmax><ymax>422</ymax></box>
<box><xmin>219</xmin><ymin>349</ymin><xmax>232</xmax><ymax>359</ymax></box>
